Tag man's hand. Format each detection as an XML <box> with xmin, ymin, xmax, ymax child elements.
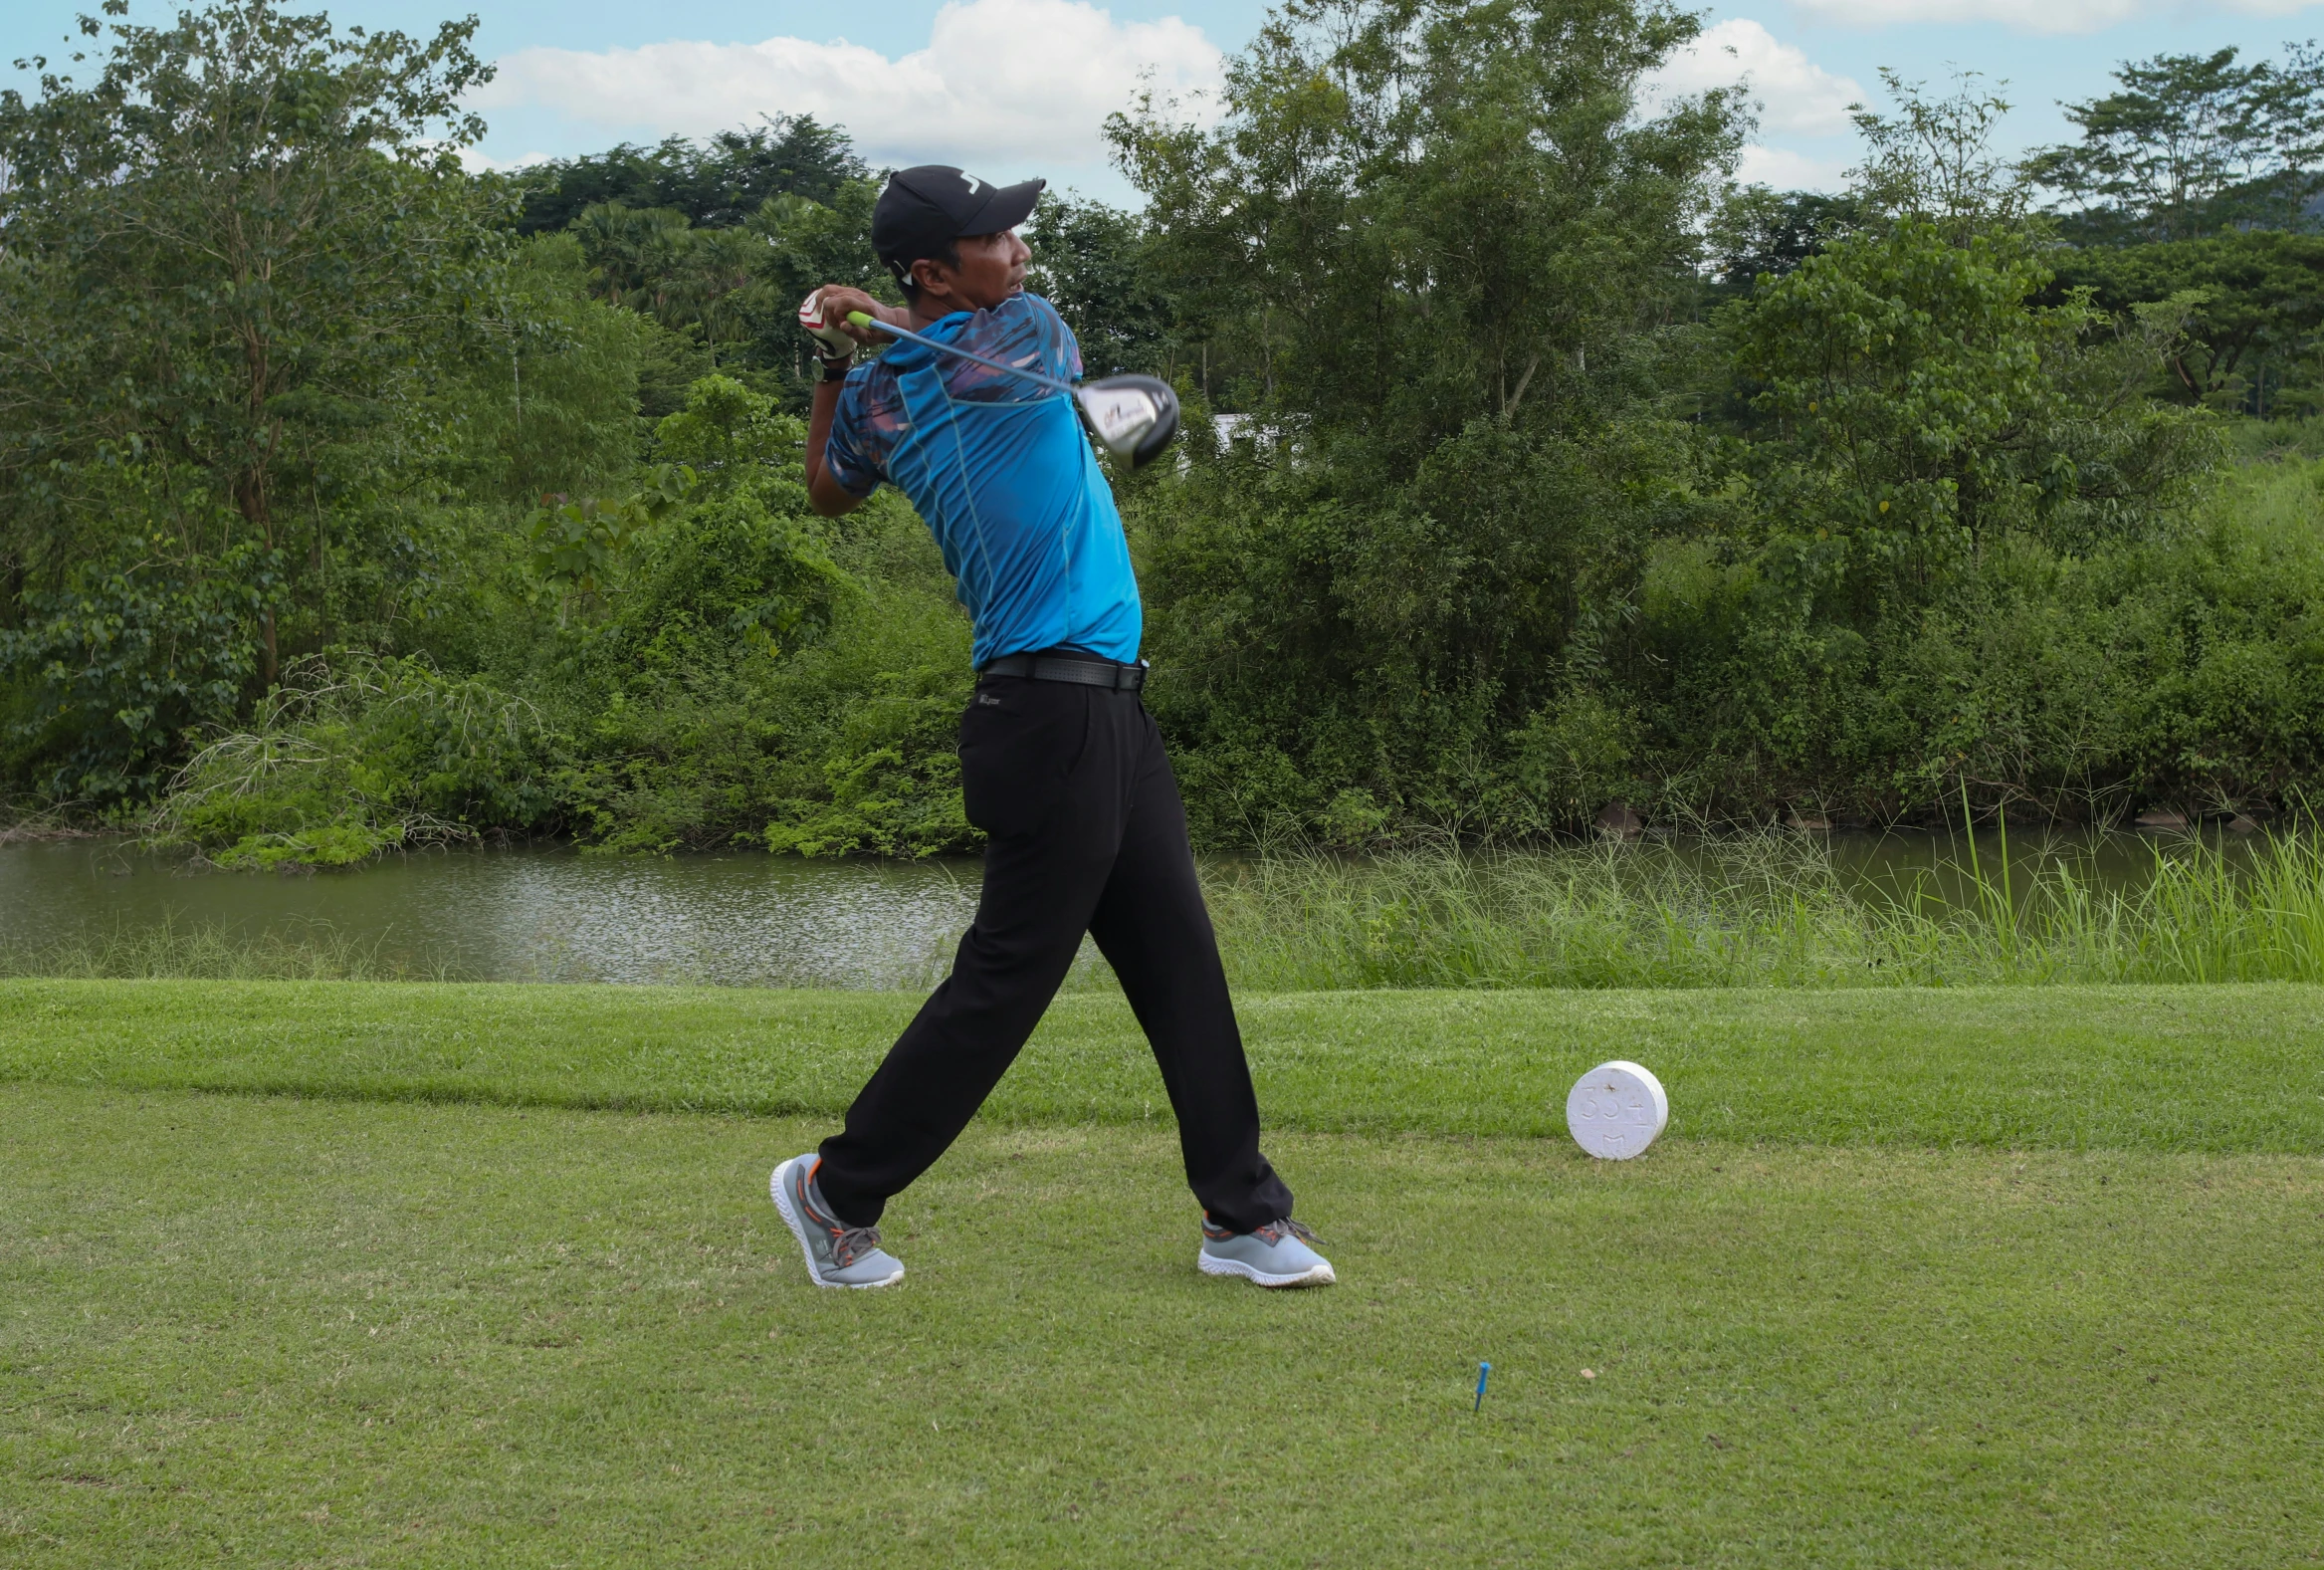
<box><xmin>797</xmin><ymin>289</ymin><xmax>857</xmax><ymax>359</ymax></box>
<box><xmin>799</xmin><ymin>287</ymin><xmax>902</xmax><ymax>354</ymax></box>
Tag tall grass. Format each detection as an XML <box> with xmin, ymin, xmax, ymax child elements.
<box><xmin>0</xmin><ymin>915</ymin><xmax>416</xmax><ymax>983</ymax></box>
<box><xmin>1195</xmin><ymin>827</ymin><xmax>2324</xmax><ymax>990</ymax></box>
<box><xmin>9</xmin><ymin>831</ymin><xmax>2324</xmax><ymax>991</ymax></box>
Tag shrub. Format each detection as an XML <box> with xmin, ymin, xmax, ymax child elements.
<box><xmin>150</xmin><ymin>653</ymin><xmax>557</xmax><ymax>867</ymax></box>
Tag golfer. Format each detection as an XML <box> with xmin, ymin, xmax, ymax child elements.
<box><xmin>769</xmin><ymin>165</ymin><xmax>1331</xmax><ymax>1291</ymax></box>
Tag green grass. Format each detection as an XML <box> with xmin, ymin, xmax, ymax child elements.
<box><xmin>6</xmin><ymin>1089</ymin><xmax>2322</xmax><ymax>1566</ymax></box>
<box><xmin>4</xmin><ymin>980</ymin><xmax>2323</xmax><ymax>1565</ymax></box>
<box><xmin>4</xmin><ymin>979</ymin><xmax>2322</xmax><ymax>1149</ymax></box>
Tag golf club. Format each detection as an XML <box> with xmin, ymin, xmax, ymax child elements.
<box><xmin>843</xmin><ymin>310</ymin><xmax>1181</xmax><ymax>469</ymax></box>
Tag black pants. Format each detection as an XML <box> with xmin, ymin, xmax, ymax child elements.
<box><xmin>814</xmin><ymin>670</ymin><xmax>1293</xmax><ymax>1234</ymax></box>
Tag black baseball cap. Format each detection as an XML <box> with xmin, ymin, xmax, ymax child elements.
<box><xmin>872</xmin><ymin>165</ymin><xmax>1045</xmax><ymax>288</ymax></box>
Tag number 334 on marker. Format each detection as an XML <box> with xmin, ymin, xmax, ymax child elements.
<box><xmin>1566</xmin><ymin>1060</ymin><xmax>1669</xmax><ymax>1160</ymax></box>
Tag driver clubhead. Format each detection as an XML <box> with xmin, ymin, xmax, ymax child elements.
<box><xmin>1075</xmin><ymin>375</ymin><xmax>1181</xmax><ymax>469</ymax></box>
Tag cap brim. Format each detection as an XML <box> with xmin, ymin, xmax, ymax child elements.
<box><xmin>961</xmin><ymin>178</ymin><xmax>1045</xmax><ymax>236</ymax></box>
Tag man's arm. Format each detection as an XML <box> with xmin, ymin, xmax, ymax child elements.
<box><xmin>805</xmin><ymin>370</ymin><xmax>860</xmax><ymax>519</ymax></box>
<box><xmin>801</xmin><ymin>286</ymin><xmax>907</xmax><ymax>519</ymax></box>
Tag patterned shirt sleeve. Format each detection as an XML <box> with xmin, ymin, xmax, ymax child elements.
<box><xmin>822</xmin><ymin>295</ymin><xmax>1083</xmax><ymax>496</ymax></box>
<box><xmin>1026</xmin><ymin>294</ymin><xmax>1084</xmax><ymax>383</ymax></box>
<box><xmin>822</xmin><ymin>371</ymin><xmax>884</xmax><ymax>499</ymax></box>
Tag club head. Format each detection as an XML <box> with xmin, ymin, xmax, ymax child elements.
<box><xmin>1074</xmin><ymin>375</ymin><xmax>1181</xmax><ymax>469</ymax></box>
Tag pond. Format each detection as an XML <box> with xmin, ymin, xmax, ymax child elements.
<box><xmin>0</xmin><ymin>824</ymin><xmax>2282</xmax><ymax>989</ymax></box>
<box><xmin>0</xmin><ymin>839</ymin><xmax>982</xmax><ymax>989</ymax></box>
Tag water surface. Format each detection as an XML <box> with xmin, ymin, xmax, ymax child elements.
<box><xmin>0</xmin><ymin>839</ymin><xmax>981</xmax><ymax>988</ymax></box>
<box><xmin>0</xmin><ymin>825</ymin><xmax>2277</xmax><ymax>988</ymax></box>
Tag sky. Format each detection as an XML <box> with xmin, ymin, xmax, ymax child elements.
<box><xmin>6</xmin><ymin>0</ymin><xmax>2322</xmax><ymax>205</ymax></box>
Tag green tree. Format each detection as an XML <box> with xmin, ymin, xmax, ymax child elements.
<box><xmin>0</xmin><ymin>521</ymin><xmax>272</xmax><ymax>801</ymax></box>
<box><xmin>456</xmin><ymin>233</ymin><xmax>652</xmax><ymax>507</ymax></box>
<box><xmin>0</xmin><ymin>0</ymin><xmax>505</xmax><ymax>800</ymax></box>
<box><xmin>1110</xmin><ymin>0</ymin><xmax>1746</xmax><ymax>835</ymax></box>
<box><xmin>1723</xmin><ymin>221</ymin><xmax>2203</xmax><ymax>591</ymax></box>
<box><xmin>564</xmin><ymin>179</ymin><xmax>888</xmax><ymax>393</ymax></box>
<box><xmin>1650</xmin><ymin>79</ymin><xmax>2222</xmax><ymax>817</ymax></box>
<box><xmin>552</xmin><ymin>374</ymin><xmax>856</xmax><ymax>852</ymax></box>
<box><xmin>513</xmin><ymin>116</ymin><xmax>867</xmax><ymax>234</ymax></box>
<box><xmin>2048</xmin><ymin>232</ymin><xmax>2324</xmax><ymax>413</ymax></box>
<box><xmin>1111</xmin><ymin>0</ymin><xmax>1745</xmax><ymax>458</ymax></box>
<box><xmin>1705</xmin><ymin>187</ymin><xmax>1866</xmax><ymax>296</ymax></box>
<box><xmin>746</xmin><ymin>180</ymin><xmax>889</xmax><ymax>383</ymax></box>
<box><xmin>2026</xmin><ymin>45</ymin><xmax>2324</xmax><ymax>241</ymax></box>
<box><xmin>1024</xmin><ymin>194</ymin><xmax>1173</xmax><ymax>380</ymax></box>
<box><xmin>571</xmin><ymin>201</ymin><xmax>697</xmax><ymax>310</ymax></box>
<box><xmin>1847</xmin><ymin>70</ymin><xmax>2030</xmax><ymax>242</ymax></box>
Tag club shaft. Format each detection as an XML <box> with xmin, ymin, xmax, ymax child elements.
<box><xmin>847</xmin><ymin>312</ymin><xmax>1076</xmax><ymax>398</ymax></box>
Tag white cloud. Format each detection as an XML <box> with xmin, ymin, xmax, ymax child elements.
<box><xmin>1734</xmin><ymin>144</ymin><xmax>1852</xmax><ymax>190</ymax></box>
<box><xmin>455</xmin><ymin>147</ymin><xmax>551</xmax><ymax>174</ymax></box>
<box><xmin>1648</xmin><ymin>19</ymin><xmax>1863</xmax><ymax>136</ymax></box>
<box><xmin>1786</xmin><ymin>0</ymin><xmax>2324</xmax><ymax>35</ymax></box>
<box><xmin>474</xmin><ymin>0</ymin><xmax>1222</xmax><ymax>171</ymax></box>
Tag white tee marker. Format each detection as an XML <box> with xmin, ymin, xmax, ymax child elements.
<box><xmin>1566</xmin><ymin>1060</ymin><xmax>1670</xmax><ymax>1160</ymax></box>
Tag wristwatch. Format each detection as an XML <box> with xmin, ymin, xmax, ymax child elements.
<box><xmin>815</xmin><ymin>353</ymin><xmax>853</xmax><ymax>384</ymax></box>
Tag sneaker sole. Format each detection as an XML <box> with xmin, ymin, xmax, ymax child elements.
<box><xmin>1198</xmin><ymin>1251</ymin><xmax>1337</xmax><ymax>1288</ymax></box>
<box><xmin>769</xmin><ymin>1158</ymin><xmax>904</xmax><ymax>1290</ymax></box>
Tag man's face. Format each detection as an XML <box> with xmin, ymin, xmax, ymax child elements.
<box><xmin>914</xmin><ymin>229</ymin><xmax>1029</xmax><ymax>315</ymax></box>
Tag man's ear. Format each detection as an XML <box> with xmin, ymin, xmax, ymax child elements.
<box><xmin>910</xmin><ymin>257</ymin><xmax>955</xmax><ymax>306</ymax></box>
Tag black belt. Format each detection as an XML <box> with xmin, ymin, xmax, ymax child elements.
<box><xmin>978</xmin><ymin>652</ymin><xmax>1149</xmax><ymax>691</ymax></box>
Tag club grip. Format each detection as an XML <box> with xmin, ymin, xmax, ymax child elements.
<box><xmin>846</xmin><ymin>311</ymin><xmax>875</xmax><ymax>329</ymax></box>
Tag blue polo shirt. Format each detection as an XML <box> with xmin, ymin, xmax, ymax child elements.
<box><xmin>823</xmin><ymin>293</ymin><xmax>1142</xmax><ymax>668</ymax></box>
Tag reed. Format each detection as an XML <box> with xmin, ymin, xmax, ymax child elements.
<box><xmin>9</xmin><ymin>829</ymin><xmax>2323</xmax><ymax>991</ymax></box>
<box><xmin>0</xmin><ymin>914</ymin><xmax>412</xmax><ymax>983</ymax></box>
<box><xmin>1190</xmin><ymin>825</ymin><xmax>2324</xmax><ymax>991</ymax></box>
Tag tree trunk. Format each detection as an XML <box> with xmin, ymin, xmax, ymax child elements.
<box><xmin>235</xmin><ymin>309</ymin><xmax>282</xmax><ymax>689</ymax></box>
<box><xmin>233</xmin><ymin>465</ymin><xmax>278</xmax><ymax>690</ymax></box>
<box><xmin>1502</xmin><ymin>351</ymin><xmax>1544</xmax><ymax>420</ymax></box>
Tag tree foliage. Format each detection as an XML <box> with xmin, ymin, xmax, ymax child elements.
<box><xmin>1728</xmin><ymin>222</ymin><xmax>2204</xmax><ymax>569</ymax></box>
<box><xmin>512</xmin><ymin>116</ymin><xmax>866</xmax><ymax>233</ymax></box>
<box><xmin>2024</xmin><ymin>46</ymin><xmax>2324</xmax><ymax>420</ymax></box>
<box><xmin>1114</xmin><ymin>46</ymin><xmax>2229</xmax><ymax>837</ymax></box>
<box><xmin>2049</xmin><ymin>233</ymin><xmax>2324</xmax><ymax>413</ymax></box>
<box><xmin>1111</xmin><ymin>0</ymin><xmax>1744</xmax><ymax>454</ymax></box>
<box><xmin>2027</xmin><ymin>45</ymin><xmax>2324</xmax><ymax>241</ymax></box>
<box><xmin>3</xmin><ymin>0</ymin><xmax>2318</xmax><ymax>851</ymax></box>
<box><xmin>1103</xmin><ymin>0</ymin><xmax>1749</xmax><ymax>832</ymax></box>
<box><xmin>1023</xmin><ymin>195</ymin><xmax>1173</xmax><ymax>379</ymax></box>
<box><xmin>1704</xmin><ymin>188</ymin><xmax>1865</xmax><ymax>295</ymax></box>
<box><xmin>0</xmin><ymin>0</ymin><xmax>504</xmax><ymax>796</ymax></box>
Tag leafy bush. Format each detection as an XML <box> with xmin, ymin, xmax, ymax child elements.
<box><xmin>543</xmin><ymin>376</ymin><xmax>891</xmax><ymax>852</ymax></box>
<box><xmin>1</xmin><ymin>534</ymin><xmax>273</xmax><ymax>806</ymax></box>
<box><xmin>151</xmin><ymin>653</ymin><xmax>558</xmax><ymax>868</ymax></box>
<box><xmin>755</xmin><ymin>575</ymin><xmax>974</xmax><ymax>857</ymax></box>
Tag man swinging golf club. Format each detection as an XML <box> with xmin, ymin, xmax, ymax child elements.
<box><xmin>769</xmin><ymin>164</ymin><xmax>1332</xmax><ymax>1291</ymax></box>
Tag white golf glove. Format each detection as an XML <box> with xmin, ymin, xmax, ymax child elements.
<box><xmin>797</xmin><ymin>290</ymin><xmax>857</xmax><ymax>360</ymax></box>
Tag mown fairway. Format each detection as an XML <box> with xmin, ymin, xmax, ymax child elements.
<box><xmin>4</xmin><ymin>982</ymin><xmax>2322</xmax><ymax>1566</ymax></box>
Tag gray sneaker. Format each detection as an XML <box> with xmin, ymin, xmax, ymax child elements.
<box><xmin>770</xmin><ymin>1154</ymin><xmax>906</xmax><ymax>1289</ymax></box>
<box><xmin>1198</xmin><ymin>1217</ymin><xmax>1336</xmax><ymax>1288</ymax></box>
